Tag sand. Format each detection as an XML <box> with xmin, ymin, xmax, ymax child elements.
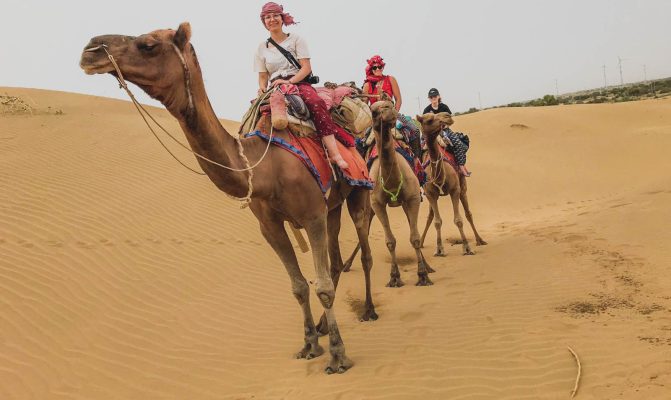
<box><xmin>1</xmin><ymin>87</ymin><xmax>670</xmax><ymax>399</ymax></box>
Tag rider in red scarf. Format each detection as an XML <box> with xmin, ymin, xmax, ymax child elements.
<box><xmin>362</xmin><ymin>55</ymin><xmax>402</xmax><ymax>112</ymax></box>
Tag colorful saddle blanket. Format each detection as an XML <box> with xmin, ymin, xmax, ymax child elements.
<box><xmin>245</xmin><ymin>130</ymin><xmax>372</xmax><ymax>196</ymax></box>
<box><xmin>367</xmin><ymin>140</ymin><xmax>427</xmax><ymax>186</ymax></box>
<box><xmin>421</xmin><ymin>146</ymin><xmax>459</xmax><ymax>174</ymax></box>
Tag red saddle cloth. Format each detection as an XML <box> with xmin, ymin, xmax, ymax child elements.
<box><xmin>422</xmin><ymin>146</ymin><xmax>459</xmax><ymax>173</ymax></box>
<box><xmin>367</xmin><ymin>140</ymin><xmax>427</xmax><ymax>185</ymax></box>
<box><xmin>245</xmin><ymin>130</ymin><xmax>372</xmax><ymax>195</ymax></box>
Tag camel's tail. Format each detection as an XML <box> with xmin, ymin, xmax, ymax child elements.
<box><xmin>420</xmin><ymin>207</ymin><xmax>434</xmax><ymax>248</ymax></box>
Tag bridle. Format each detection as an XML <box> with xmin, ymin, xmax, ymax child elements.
<box><xmin>84</xmin><ymin>42</ymin><xmax>276</xmax><ymax>207</ymax></box>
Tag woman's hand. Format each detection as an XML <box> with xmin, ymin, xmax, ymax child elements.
<box><xmin>271</xmin><ymin>79</ymin><xmax>291</xmax><ymax>87</ymax></box>
<box><xmin>257</xmin><ymin>88</ymin><xmax>265</xmax><ymax>97</ymax></box>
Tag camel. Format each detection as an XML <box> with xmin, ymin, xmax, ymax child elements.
<box><xmin>79</xmin><ymin>22</ymin><xmax>377</xmax><ymax>374</ymax></box>
<box><xmin>416</xmin><ymin>112</ymin><xmax>487</xmax><ymax>256</ymax></box>
<box><xmin>368</xmin><ymin>100</ymin><xmax>433</xmax><ymax>287</ymax></box>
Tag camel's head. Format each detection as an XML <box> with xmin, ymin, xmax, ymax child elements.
<box><xmin>416</xmin><ymin>112</ymin><xmax>454</xmax><ymax>141</ymax></box>
<box><xmin>370</xmin><ymin>99</ymin><xmax>398</xmax><ymax>126</ymax></box>
<box><xmin>80</xmin><ymin>22</ymin><xmax>196</xmax><ymax>111</ymax></box>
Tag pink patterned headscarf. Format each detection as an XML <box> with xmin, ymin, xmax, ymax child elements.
<box><xmin>260</xmin><ymin>2</ymin><xmax>297</xmax><ymax>26</ymax></box>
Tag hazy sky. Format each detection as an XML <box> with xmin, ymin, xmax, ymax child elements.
<box><xmin>2</xmin><ymin>0</ymin><xmax>670</xmax><ymax>120</ymax></box>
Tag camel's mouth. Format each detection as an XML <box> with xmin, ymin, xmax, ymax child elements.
<box><xmin>79</xmin><ymin>46</ymin><xmax>115</xmax><ymax>75</ymax></box>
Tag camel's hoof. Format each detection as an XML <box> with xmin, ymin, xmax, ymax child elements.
<box><xmin>434</xmin><ymin>250</ymin><xmax>447</xmax><ymax>257</ymax></box>
<box><xmin>325</xmin><ymin>354</ymin><xmax>353</xmax><ymax>374</ymax></box>
<box><xmin>463</xmin><ymin>249</ymin><xmax>475</xmax><ymax>256</ymax></box>
<box><xmin>416</xmin><ymin>274</ymin><xmax>434</xmax><ymax>286</ymax></box>
<box><xmin>360</xmin><ymin>307</ymin><xmax>379</xmax><ymax>322</ymax></box>
<box><xmin>476</xmin><ymin>239</ymin><xmax>488</xmax><ymax>246</ymax></box>
<box><xmin>295</xmin><ymin>343</ymin><xmax>324</xmax><ymax>360</ymax></box>
<box><xmin>386</xmin><ymin>276</ymin><xmax>405</xmax><ymax>288</ymax></box>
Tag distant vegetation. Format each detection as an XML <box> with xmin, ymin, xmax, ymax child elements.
<box><xmin>454</xmin><ymin>77</ymin><xmax>671</xmax><ymax>115</ymax></box>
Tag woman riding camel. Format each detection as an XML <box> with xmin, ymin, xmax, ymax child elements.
<box><xmin>362</xmin><ymin>55</ymin><xmax>402</xmax><ymax>112</ymax></box>
<box><xmin>254</xmin><ymin>2</ymin><xmax>352</xmax><ymax>169</ymax></box>
<box><xmin>424</xmin><ymin>88</ymin><xmax>471</xmax><ymax>177</ymax></box>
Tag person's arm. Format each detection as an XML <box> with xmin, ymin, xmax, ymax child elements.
<box><xmin>390</xmin><ymin>76</ymin><xmax>402</xmax><ymax>111</ymax></box>
<box><xmin>271</xmin><ymin>58</ymin><xmax>312</xmax><ymax>86</ymax></box>
<box><xmin>363</xmin><ymin>82</ymin><xmax>372</xmax><ymax>104</ymax></box>
<box><xmin>258</xmin><ymin>72</ymin><xmax>269</xmax><ymax>96</ymax></box>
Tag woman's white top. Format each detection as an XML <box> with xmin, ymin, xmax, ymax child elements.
<box><xmin>254</xmin><ymin>34</ymin><xmax>310</xmax><ymax>83</ymax></box>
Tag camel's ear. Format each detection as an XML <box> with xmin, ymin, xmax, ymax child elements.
<box><xmin>174</xmin><ymin>22</ymin><xmax>192</xmax><ymax>50</ymax></box>
<box><xmin>416</xmin><ymin>114</ymin><xmax>424</xmax><ymax>124</ymax></box>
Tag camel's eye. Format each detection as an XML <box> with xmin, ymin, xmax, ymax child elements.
<box><xmin>138</xmin><ymin>42</ymin><xmax>158</xmax><ymax>52</ymax></box>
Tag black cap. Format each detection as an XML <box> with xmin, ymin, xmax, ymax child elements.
<box><xmin>428</xmin><ymin>88</ymin><xmax>440</xmax><ymax>97</ymax></box>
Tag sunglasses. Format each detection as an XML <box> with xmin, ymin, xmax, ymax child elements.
<box><xmin>371</xmin><ymin>65</ymin><xmax>383</xmax><ymax>71</ymax></box>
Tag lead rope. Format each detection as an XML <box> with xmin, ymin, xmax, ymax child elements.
<box><xmin>102</xmin><ymin>45</ymin><xmax>276</xmax><ymax>208</ymax></box>
<box><xmin>377</xmin><ymin>118</ymin><xmax>404</xmax><ymax>201</ymax></box>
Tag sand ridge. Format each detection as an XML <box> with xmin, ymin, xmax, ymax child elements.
<box><xmin>1</xmin><ymin>87</ymin><xmax>670</xmax><ymax>399</ymax></box>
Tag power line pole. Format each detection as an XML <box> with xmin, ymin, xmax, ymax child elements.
<box><xmin>555</xmin><ymin>78</ymin><xmax>559</xmax><ymax>97</ymax></box>
<box><xmin>618</xmin><ymin>56</ymin><xmax>624</xmax><ymax>86</ymax></box>
<box><xmin>478</xmin><ymin>91</ymin><xmax>482</xmax><ymax>110</ymax></box>
<box><xmin>602</xmin><ymin>64</ymin><xmax>607</xmax><ymax>89</ymax></box>
<box><xmin>643</xmin><ymin>64</ymin><xmax>647</xmax><ymax>82</ymax></box>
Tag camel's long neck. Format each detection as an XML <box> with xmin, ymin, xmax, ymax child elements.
<box><xmin>425</xmin><ymin>131</ymin><xmax>442</xmax><ymax>163</ymax></box>
<box><xmin>163</xmin><ymin>51</ymin><xmax>249</xmax><ymax>198</ymax></box>
<box><xmin>374</xmin><ymin>118</ymin><xmax>400</xmax><ymax>181</ymax></box>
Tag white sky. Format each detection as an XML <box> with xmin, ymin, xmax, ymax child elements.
<box><xmin>2</xmin><ymin>0</ymin><xmax>670</xmax><ymax>120</ymax></box>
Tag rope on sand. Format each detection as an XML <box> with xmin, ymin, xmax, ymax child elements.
<box><xmin>567</xmin><ymin>346</ymin><xmax>581</xmax><ymax>398</ymax></box>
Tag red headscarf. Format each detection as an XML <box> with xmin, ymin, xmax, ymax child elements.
<box><xmin>260</xmin><ymin>2</ymin><xmax>297</xmax><ymax>26</ymax></box>
<box><xmin>365</xmin><ymin>55</ymin><xmax>386</xmax><ymax>84</ymax></box>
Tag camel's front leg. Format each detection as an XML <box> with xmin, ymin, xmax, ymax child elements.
<box><xmin>460</xmin><ymin>177</ymin><xmax>487</xmax><ymax>246</ymax></box>
<box><xmin>402</xmin><ymin>198</ymin><xmax>434</xmax><ymax>286</ymax></box>
<box><xmin>450</xmin><ymin>186</ymin><xmax>474</xmax><ymax>255</ymax></box>
<box><xmin>342</xmin><ymin>210</ymin><xmax>374</xmax><ymax>272</ymax></box>
<box><xmin>304</xmin><ymin>215</ymin><xmax>353</xmax><ymax>374</ymax></box>
<box><xmin>371</xmin><ymin>199</ymin><xmax>404</xmax><ymax>288</ymax></box>
<box><xmin>425</xmin><ymin>192</ymin><xmax>446</xmax><ymax>257</ymax></box>
<box><xmin>257</xmin><ymin>215</ymin><xmax>323</xmax><ymax>360</ymax></box>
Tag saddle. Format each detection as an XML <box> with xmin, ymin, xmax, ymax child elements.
<box><xmin>239</xmin><ymin>82</ymin><xmax>372</xmax><ymax>139</ymax></box>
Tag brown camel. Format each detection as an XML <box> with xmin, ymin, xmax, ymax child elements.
<box><xmin>368</xmin><ymin>101</ymin><xmax>433</xmax><ymax>287</ymax></box>
<box><xmin>416</xmin><ymin>113</ymin><xmax>487</xmax><ymax>256</ymax></box>
<box><xmin>79</xmin><ymin>22</ymin><xmax>377</xmax><ymax>374</ymax></box>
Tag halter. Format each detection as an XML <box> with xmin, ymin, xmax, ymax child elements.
<box><xmin>87</xmin><ymin>43</ymin><xmax>276</xmax><ymax>208</ymax></box>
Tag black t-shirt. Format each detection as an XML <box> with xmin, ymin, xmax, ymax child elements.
<box><xmin>423</xmin><ymin>102</ymin><xmax>452</xmax><ymax>115</ymax></box>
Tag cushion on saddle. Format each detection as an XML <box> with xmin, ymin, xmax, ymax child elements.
<box><xmin>367</xmin><ymin>140</ymin><xmax>427</xmax><ymax>186</ymax></box>
<box><xmin>244</xmin><ymin>130</ymin><xmax>372</xmax><ymax>197</ymax></box>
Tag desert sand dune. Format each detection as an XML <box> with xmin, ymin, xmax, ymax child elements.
<box><xmin>1</xmin><ymin>87</ymin><xmax>670</xmax><ymax>399</ymax></box>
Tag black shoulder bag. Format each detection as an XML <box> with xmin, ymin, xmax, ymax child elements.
<box><xmin>266</xmin><ymin>36</ymin><xmax>319</xmax><ymax>85</ymax></box>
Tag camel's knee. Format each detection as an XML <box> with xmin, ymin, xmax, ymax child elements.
<box><xmin>385</xmin><ymin>238</ymin><xmax>396</xmax><ymax>252</ymax></box>
<box><xmin>316</xmin><ymin>281</ymin><xmax>336</xmax><ymax>309</ymax></box>
<box><xmin>291</xmin><ymin>279</ymin><xmax>310</xmax><ymax>304</ymax></box>
<box><xmin>454</xmin><ymin>216</ymin><xmax>464</xmax><ymax>228</ymax></box>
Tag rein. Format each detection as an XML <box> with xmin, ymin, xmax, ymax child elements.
<box><xmin>376</xmin><ymin>117</ymin><xmax>404</xmax><ymax>202</ymax></box>
<box><xmin>97</xmin><ymin>44</ymin><xmax>275</xmax><ymax>208</ymax></box>
<box><xmin>425</xmin><ymin>138</ymin><xmax>447</xmax><ymax>195</ymax></box>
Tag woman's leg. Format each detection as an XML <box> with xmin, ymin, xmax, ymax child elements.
<box><xmin>297</xmin><ymin>84</ymin><xmax>354</xmax><ymax>169</ymax></box>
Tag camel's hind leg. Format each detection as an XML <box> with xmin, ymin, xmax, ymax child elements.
<box><xmin>371</xmin><ymin>201</ymin><xmax>404</xmax><ymax>288</ymax></box>
<box><xmin>342</xmin><ymin>210</ymin><xmax>374</xmax><ymax>272</ymax></box>
<box><xmin>347</xmin><ymin>189</ymin><xmax>377</xmax><ymax>321</ymax></box>
<box><xmin>257</xmin><ymin>214</ymin><xmax>324</xmax><ymax>360</ymax></box>
<box><xmin>402</xmin><ymin>198</ymin><xmax>434</xmax><ymax>286</ymax></box>
<box><xmin>420</xmin><ymin>206</ymin><xmax>434</xmax><ymax>249</ymax></box>
<box><xmin>449</xmin><ymin>186</ymin><xmax>474</xmax><ymax>255</ymax></box>
<box><xmin>316</xmin><ymin>204</ymin><xmax>347</xmax><ymax>336</ymax></box>
<box><xmin>304</xmin><ymin>215</ymin><xmax>353</xmax><ymax>374</ymax></box>
<box><xmin>460</xmin><ymin>177</ymin><xmax>487</xmax><ymax>246</ymax></box>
